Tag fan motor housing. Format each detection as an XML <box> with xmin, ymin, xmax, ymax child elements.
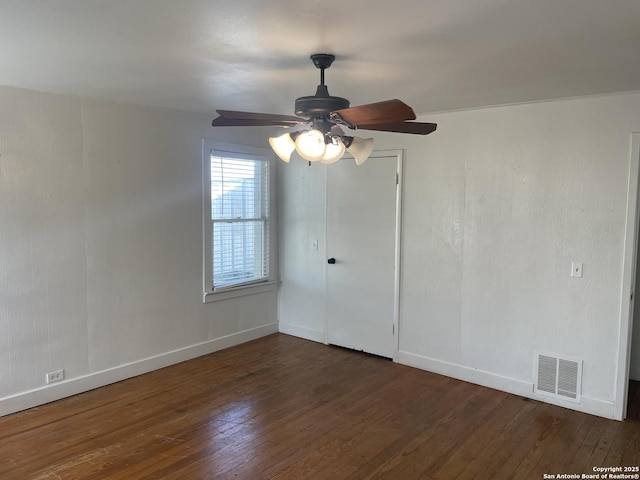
<box><xmin>295</xmin><ymin>85</ymin><xmax>349</xmax><ymax>119</ymax></box>
<box><xmin>294</xmin><ymin>95</ymin><xmax>350</xmax><ymax>118</ymax></box>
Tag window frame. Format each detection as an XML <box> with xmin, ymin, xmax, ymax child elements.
<box><xmin>202</xmin><ymin>140</ymin><xmax>278</xmax><ymax>303</ymax></box>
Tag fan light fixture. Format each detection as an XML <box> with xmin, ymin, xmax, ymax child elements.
<box><xmin>269</xmin><ymin>130</ymin><xmax>373</xmax><ymax>165</ymax></box>
<box><xmin>268</xmin><ymin>133</ymin><xmax>296</xmax><ymax>163</ymax></box>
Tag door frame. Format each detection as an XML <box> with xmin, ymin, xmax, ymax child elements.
<box><xmin>392</xmin><ymin>150</ymin><xmax>404</xmax><ymax>361</ymax></box>
<box><xmin>323</xmin><ymin>149</ymin><xmax>404</xmax><ymax>361</ymax></box>
<box><xmin>616</xmin><ymin>132</ymin><xmax>640</xmax><ymax>420</ymax></box>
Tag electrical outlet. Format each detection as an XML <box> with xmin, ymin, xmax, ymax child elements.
<box><xmin>46</xmin><ymin>369</ymin><xmax>65</xmax><ymax>384</ymax></box>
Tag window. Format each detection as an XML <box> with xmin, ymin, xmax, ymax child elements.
<box><xmin>203</xmin><ymin>141</ymin><xmax>273</xmax><ymax>299</ymax></box>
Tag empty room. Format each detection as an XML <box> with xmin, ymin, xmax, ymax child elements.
<box><xmin>1</xmin><ymin>1</ymin><xmax>640</xmax><ymax>478</ymax></box>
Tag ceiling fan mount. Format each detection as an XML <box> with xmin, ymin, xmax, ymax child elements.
<box><xmin>309</xmin><ymin>53</ymin><xmax>335</xmax><ymax>70</ymax></box>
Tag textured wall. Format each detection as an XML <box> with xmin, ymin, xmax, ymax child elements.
<box><xmin>0</xmin><ymin>87</ymin><xmax>277</xmax><ymax>414</ymax></box>
<box><xmin>278</xmin><ymin>92</ymin><xmax>640</xmax><ymax>418</ymax></box>
<box><xmin>277</xmin><ymin>160</ymin><xmax>328</xmax><ymax>343</ymax></box>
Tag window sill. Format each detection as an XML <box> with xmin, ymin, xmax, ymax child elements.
<box><xmin>203</xmin><ymin>280</ymin><xmax>279</xmax><ymax>303</ymax></box>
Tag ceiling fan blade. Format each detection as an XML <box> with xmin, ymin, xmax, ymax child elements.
<box><xmin>354</xmin><ymin>121</ymin><xmax>438</xmax><ymax>135</ymax></box>
<box><xmin>215</xmin><ymin>110</ymin><xmax>307</xmax><ymax>124</ymax></box>
<box><xmin>212</xmin><ymin>116</ymin><xmax>305</xmax><ymax>127</ymax></box>
<box><xmin>331</xmin><ymin>100</ymin><xmax>416</xmax><ymax>127</ymax></box>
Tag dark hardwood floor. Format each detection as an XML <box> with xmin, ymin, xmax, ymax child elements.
<box><xmin>1</xmin><ymin>333</ymin><xmax>639</xmax><ymax>479</ymax></box>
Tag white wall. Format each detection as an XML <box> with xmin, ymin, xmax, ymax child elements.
<box><xmin>3</xmin><ymin>85</ymin><xmax>638</xmax><ymax>419</ymax></box>
<box><xmin>0</xmin><ymin>86</ymin><xmax>278</xmax><ymax>416</ymax></box>
<box><xmin>278</xmin><ymin>161</ymin><xmax>328</xmax><ymax>343</ymax></box>
<box><xmin>278</xmin><ymin>92</ymin><xmax>640</xmax><ymax>419</ymax></box>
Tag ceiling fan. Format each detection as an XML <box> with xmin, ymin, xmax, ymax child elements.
<box><xmin>211</xmin><ymin>54</ymin><xmax>437</xmax><ymax>165</ymax></box>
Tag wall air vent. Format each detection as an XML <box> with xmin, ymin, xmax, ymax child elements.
<box><xmin>534</xmin><ymin>352</ymin><xmax>582</xmax><ymax>403</ymax></box>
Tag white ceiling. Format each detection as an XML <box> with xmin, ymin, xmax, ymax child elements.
<box><xmin>1</xmin><ymin>0</ymin><xmax>639</xmax><ymax>117</ymax></box>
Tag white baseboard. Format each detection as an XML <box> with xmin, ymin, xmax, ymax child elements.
<box><xmin>278</xmin><ymin>322</ymin><xmax>325</xmax><ymax>344</ymax></box>
<box><xmin>0</xmin><ymin>322</ymin><xmax>278</xmax><ymax>418</ymax></box>
<box><xmin>397</xmin><ymin>350</ymin><xmax>617</xmax><ymax>420</ymax></box>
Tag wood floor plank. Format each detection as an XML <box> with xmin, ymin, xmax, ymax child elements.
<box><xmin>272</xmin><ymin>378</ymin><xmax>451</xmax><ymax>479</ymax></box>
<box><xmin>1</xmin><ymin>334</ymin><xmax>638</xmax><ymax>480</ymax></box>
<box><xmin>428</xmin><ymin>393</ymin><xmax>534</xmax><ymax>479</ymax></box>
<box><xmin>361</xmin><ymin>386</ymin><xmax>511</xmax><ymax>480</ymax></box>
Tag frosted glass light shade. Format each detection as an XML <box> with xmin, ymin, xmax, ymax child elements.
<box><xmin>295</xmin><ymin>129</ymin><xmax>326</xmax><ymax>161</ymax></box>
<box><xmin>346</xmin><ymin>137</ymin><xmax>374</xmax><ymax>165</ymax></box>
<box><xmin>269</xmin><ymin>133</ymin><xmax>296</xmax><ymax>163</ymax></box>
<box><xmin>320</xmin><ymin>138</ymin><xmax>346</xmax><ymax>164</ymax></box>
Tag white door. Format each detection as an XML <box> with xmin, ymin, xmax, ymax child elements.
<box><xmin>326</xmin><ymin>151</ymin><xmax>401</xmax><ymax>359</ymax></box>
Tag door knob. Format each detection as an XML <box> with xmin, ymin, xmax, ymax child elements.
<box><xmin>327</xmin><ymin>258</ymin><xmax>336</xmax><ymax>265</ymax></box>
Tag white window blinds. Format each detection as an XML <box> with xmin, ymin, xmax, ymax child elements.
<box><xmin>210</xmin><ymin>154</ymin><xmax>270</xmax><ymax>289</ymax></box>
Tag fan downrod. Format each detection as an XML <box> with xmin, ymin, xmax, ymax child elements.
<box><xmin>294</xmin><ymin>53</ymin><xmax>349</xmax><ymax>119</ymax></box>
